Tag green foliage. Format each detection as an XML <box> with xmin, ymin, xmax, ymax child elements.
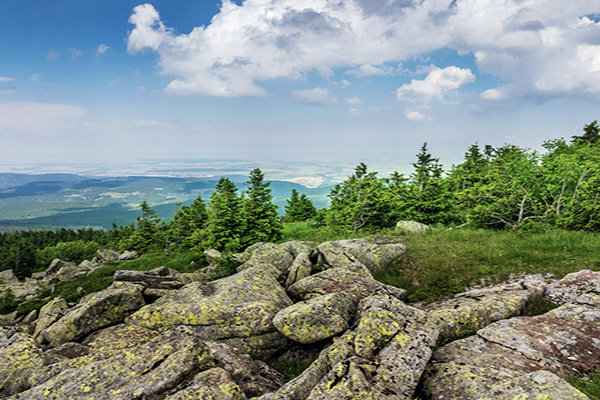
<box><xmin>0</xmin><ymin>288</ymin><xmax>18</xmax><ymax>315</ymax></box>
<box><xmin>35</xmin><ymin>240</ymin><xmax>102</xmax><ymax>270</ymax></box>
<box><xmin>203</xmin><ymin>177</ymin><xmax>245</xmax><ymax>252</ymax></box>
<box><xmin>242</xmin><ymin>168</ymin><xmax>283</xmax><ymax>246</ymax></box>
<box><xmin>522</xmin><ymin>293</ymin><xmax>558</xmax><ymax>317</ymax></box>
<box><xmin>569</xmin><ymin>372</ymin><xmax>600</xmax><ymax>400</ymax></box>
<box><xmin>266</xmin><ymin>356</ymin><xmax>318</xmax><ymax>381</ymax></box>
<box><xmin>120</xmin><ymin>201</ymin><xmax>164</xmax><ymax>252</ymax></box>
<box><xmin>167</xmin><ymin>197</ymin><xmax>208</xmax><ymax>250</ymax></box>
<box><xmin>284</xmin><ymin>189</ymin><xmax>317</xmax><ymax>222</ymax></box>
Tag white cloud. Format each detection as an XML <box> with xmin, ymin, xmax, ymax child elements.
<box><xmin>46</xmin><ymin>50</ymin><xmax>58</xmax><ymax>64</ymax></box>
<box><xmin>126</xmin><ymin>1</ymin><xmax>600</xmax><ymax>101</ymax></box>
<box><xmin>0</xmin><ymin>102</ymin><xmax>86</xmax><ymax>132</ymax></box>
<box><xmin>30</xmin><ymin>73</ymin><xmax>41</xmax><ymax>82</ymax></box>
<box><xmin>96</xmin><ymin>44</ymin><xmax>110</xmax><ymax>56</ymax></box>
<box><xmin>346</xmin><ymin>97</ymin><xmax>361</xmax><ymax>105</ymax></box>
<box><xmin>397</xmin><ymin>66</ymin><xmax>475</xmax><ymax>103</ymax></box>
<box><xmin>69</xmin><ymin>48</ymin><xmax>83</xmax><ymax>60</ymax></box>
<box><xmin>405</xmin><ymin>109</ymin><xmax>431</xmax><ymax>122</ymax></box>
<box><xmin>292</xmin><ymin>87</ymin><xmax>336</xmax><ymax>105</ymax></box>
<box><xmin>348</xmin><ymin>108</ymin><xmax>360</xmax><ymax>116</ymax></box>
<box><xmin>0</xmin><ymin>77</ymin><xmax>15</xmax><ymax>82</ymax></box>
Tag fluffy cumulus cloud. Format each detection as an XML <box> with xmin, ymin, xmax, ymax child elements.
<box><xmin>397</xmin><ymin>66</ymin><xmax>475</xmax><ymax>102</ymax></box>
<box><xmin>405</xmin><ymin>109</ymin><xmax>432</xmax><ymax>121</ymax></box>
<box><xmin>126</xmin><ymin>0</ymin><xmax>600</xmax><ymax>102</ymax></box>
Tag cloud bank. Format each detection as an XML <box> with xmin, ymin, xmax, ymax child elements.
<box><xmin>126</xmin><ymin>0</ymin><xmax>600</xmax><ymax>102</ymax></box>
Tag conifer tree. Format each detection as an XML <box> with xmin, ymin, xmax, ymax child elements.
<box><xmin>205</xmin><ymin>177</ymin><xmax>245</xmax><ymax>252</ymax></box>
<box><xmin>284</xmin><ymin>189</ymin><xmax>317</xmax><ymax>222</ymax></box>
<box><xmin>169</xmin><ymin>196</ymin><xmax>208</xmax><ymax>249</ymax></box>
<box><xmin>122</xmin><ymin>201</ymin><xmax>163</xmax><ymax>252</ymax></box>
<box><xmin>242</xmin><ymin>168</ymin><xmax>282</xmax><ymax>246</ymax></box>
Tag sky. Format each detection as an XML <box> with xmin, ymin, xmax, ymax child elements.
<box><xmin>1</xmin><ymin>0</ymin><xmax>599</xmax><ymax>175</ymax></box>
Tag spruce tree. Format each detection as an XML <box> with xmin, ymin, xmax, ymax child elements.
<box><xmin>205</xmin><ymin>177</ymin><xmax>245</xmax><ymax>252</ymax></box>
<box><xmin>242</xmin><ymin>168</ymin><xmax>282</xmax><ymax>246</ymax></box>
<box><xmin>284</xmin><ymin>189</ymin><xmax>317</xmax><ymax>222</ymax></box>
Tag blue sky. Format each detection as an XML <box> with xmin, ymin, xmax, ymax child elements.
<box><xmin>1</xmin><ymin>0</ymin><xmax>599</xmax><ymax>173</ymax></box>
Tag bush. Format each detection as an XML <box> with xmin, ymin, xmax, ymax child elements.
<box><xmin>35</xmin><ymin>240</ymin><xmax>102</xmax><ymax>271</ymax></box>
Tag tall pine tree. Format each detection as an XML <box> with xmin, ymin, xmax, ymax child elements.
<box><xmin>205</xmin><ymin>177</ymin><xmax>245</xmax><ymax>252</ymax></box>
<box><xmin>242</xmin><ymin>168</ymin><xmax>282</xmax><ymax>246</ymax></box>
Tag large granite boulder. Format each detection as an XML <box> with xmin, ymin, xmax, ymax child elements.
<box><xmin>416</xmin><ymin>275</ymin><xmax>547</xmax><ymax>341</ymax></box>
<box><xmin>421</xmin><ymin>291</ymin><xmax>600</xmax><ymax>399</ymax></box>
<box><xmin>33</xmin><ymin>298</ymin><xmax>69</xmax><ymax>340</ymax></box>
<box><xmin>38</xmin><ymin>285</ymin><xmax>145</xmax><ymax>347</ymax></box>
<box><xmin>236</xmin><ymin>242</ymin><xmax>295</xmax><ymax>273</ymax></box>
<box><xmin>166</xmin><ymin>367</ymin><xmax>246</xmax><ymax>400</ymax></box>
<box><xmin>96</xmin><ymin>249</ymin><xmax>120</xmax><ymax>263</ymax></box>
<box><xmin>545</xmin><ymin>269</ymin><xmax>600</xmax><ymax>305</ymax></box>
<box><xmin>0</xmin><ymin>270</ymin><xmax>43</xmax><ymax>301</ymax></box>
<box><xmin>395</xmin><ymin>220</ymin><xmax>429</xmax><ymax>234</ymax></box>
<box><xmin>316</xmin><ymin>238</ymin><xmax>405</xmax><ymax>273</ymax></box>
<box><xmin>273</xmin><ymin>292</ymin><xmax>356</xmax><ymax>344</ymax></box>
<box><xmin>113</xmin><ymin>266</ymin><xmax>184</xmax><ymax>290</ymax></box>
<box><xmin>0</xmin><ymin>270</ymin><xmax>19</xmax><ymax>285</ymax></box>
<box><xmin>126</xmin><ymin>263</ymin><xmax>292</xmax><ymax>344</ymax></box>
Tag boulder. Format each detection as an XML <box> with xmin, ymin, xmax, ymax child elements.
<box><xmin>316</xmin><ymin>238</ymin><xmax>405</xmax><ymax>273</ymax></box>
<box><xmin>38</xmin><ymin>285</ymin><xmax>145</xmax><ymax>348</ymax></box>
<box><xmin>273</xmin><ymin>292</ymin><xmax>356</xmax><ymax>344</ymax></box>
<box><xmin>113</xmin><ymin>266</ymin><xmax>184</xmax><ymax>290</ymax></box>
<box><xmin>204</xmin><ymin>248</ymin><xmax>222</xmax><ymax>264</ymax></box>
<box><xmin>284</xmin><ymin>251</ymin><xmax>313</xmax><ymax>288</ymax></box>
<box><xmin>545</xmin><ymin>269</ymin><xmax>600</xmax><ymax>305</ymax></box>
<box><xmin>417</xmin><ymin>276</ymin><xmax>547</xmax><ymax>341</ymax></box>
<box><xmin>56</xmin><ymin>263</ymin><xmax>89</xmax><ymax>283</ymax></box>
<box><xmin>118</xmin><ymin>250</ymin><xmax>138</xmax><ymax>261</ymax></box>
<box><xmin>33</xmin><ymin>298</ymin><xmax>69</xmax><ymax>340</ymax></box>
<box><xmin>0</xmin><ymin>326</ymin><xmax>52</xmax><ymax>396</ymax></box>
<box><xmin>45</xmin><ymin>259</ymin><xmax>75</xmax><ymax>277</ymax></box>
<box><xmin>0</xmin><ymin>269</ymin><xmax>19</xmax><ymax>284</ymax></box>
<box><xmin>126</xmin><ymin>263</ymin><xmax>292</xmax><ymax>342</ymax></box>
<box><xmin>0</xmin><ymin>278</ymin><xmax>41</xmax><ymax>301</ymax></box>
<box><xmin>421</xmin><ymin>295</ymin><xmax>600</xmax><ymax>399</ymax></box>
<box><xmin>288</xmin><ymin>263</ymin><xmax>404</xmax><ymax>301</ymax></box>
<box><xmin>236</xmin><ymin>242</ymin><xmax>295</xmax><ymax>273</ymax></box>
<box><xmin>395</xmin><ymin>220</ymin><xmax>429</xmax><ymax>234</ymax></box>
<box><xmin>96</xmin><ymin>249</ymin><xmax>120</xmax><ymax>263</ymax></box>
<box><xmin>166</xmin><ymin>368</ymin><xmax>246</xmax><ymax>400</ymax></box>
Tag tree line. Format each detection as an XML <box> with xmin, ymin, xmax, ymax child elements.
<box><xmin>1</xmin><ymin>120</ymin><xmax>598</xmax><ymax>279</ymax></box>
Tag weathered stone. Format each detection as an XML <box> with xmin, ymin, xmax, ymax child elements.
<box><xmin>113</xmin><ymin>266</ymin><xmax>184</xmax><ymax>289</ymax></box>
<box><xmin>56</xmin><ymin>263</ymin><xmax>88</xmax><ymax>282</ymax></box>
<box><xmin>45</xmin><ymin>259</ymin><xmax>75</xmax><ymax>277</ymax></box>
<box><xmin>395</xmin><ymin>220</ymin><xmax>429</xmax><ymax>234</ymax></box>
<box><xmin>236</xmin><ymin>242</ymin><xmax>295</xmax><ymax>273</ymax></box>
<box><xmin>285</xmin><ymin>252</ymin><xmax>313</xmax><ymax>288</ymax></box>
<box><xmin>306</xmin><ymin>356</ymin><xmax>375</xmax><ymax>400</ymax></box>
<box><xmin>118</xmin><ymin>250</ymin><xmax>138</xmax><ymax>261</ymax></box>
<box><xmin>546</xmin><ymin>269</ymin><xmax>600</xmax><ymax>306</ymax></box>
<box><xmin>207</xmin><ymin>341</ymin><xmax>286</xmax><ymax>397</ymax></box>
<box><xmin>77</xmin><ymin>259</ymin><xmax>95</xmax><ymax>270</ymax></box>
<box><xmin>288</xmin><ymin>263</ymin><xmax>381</xmax><ymax>300</ymax></box>
<box><xmin>96</xmin><ymin>248</ymin><xmax>120</xmax><ymax>262</ymax></box>
<box><xmin>21</xmin><ymin>309</ymin><xmax>37</xmax><ymax>324</ymax></box>
<box><xmin>0</xmin><ymin>326</ymin><xmax>52</xmax><ymax>396</ymax></box>
<box><xmin>220</xmin><ymin>331</ymin><xmax>292</xmax><ymax>359</ymax></box>
<box><xmin>39</xmin><ymin>285</ymin><xmax>145</xmax><ymax>347</ymax></box>
<box><xmin>422</xmin><ymin>363</ymin><xmax>590</xmax><ymax>400</ymax></box>
<box><xmin>10</xmin><ymin>326</ymin><xmax>214</xmax><ymax>400</ymax></box>
<box><xmin>0</xmin><ymin>269</ymin><xmax>19</xmax><ymax>284</ymax></box>
<box><xmin>33</xmin><ymin>297</ymin><xmax>69</xmax><ymax>340</ymax></box>
<box><xmin>316</xmin><ymin>238</ymin><xmax>405</xmax><ymax>273</ymax></box>
<box><xmin>417</xmin><ymin>277</ymin><xmax>547</xmax><ymax>341</ymax></box>
<box><xmin>1</xmin><ymin>278</ymin><xmax>43</xmax><ymax>301</ymax></box>
<box><xmin>166</xmin><ymin>367</ymin><xmax>246</xmax><ymax>400</ymax></box>
<box><xmin>127</xmin><ymin>263</ymin><xmax>292</xmax><ymax>340</ymax></box>
<box><xmin>273</xmin><ymin>292</ymin><xmax>356</xmax><ymax>344</ymax></box>
<box><xmin>204</xmin><ymin>248</ymin><xmax>222</xmax><ymax>264</ymax></box>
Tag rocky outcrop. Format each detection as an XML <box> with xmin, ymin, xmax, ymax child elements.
<box><xmin>545</xmin><ymin>269</ymin><xmax>600</xmax><ymax>305</ymax></box>
<box><xmin>32</xmin><ymin>298</ymin><xmax>69</xmax><ymax>341</ymax></box>
<box><xmin>0</xmin><ymin>270</ymin><xmax>43</xmax><ymax>301</ymax></box>
<box><xmin>96</xmin><ymin>249</ymin><xmax>120</xmax><ymax>263</ymax></box>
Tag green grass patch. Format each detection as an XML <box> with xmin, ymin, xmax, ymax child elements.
<box><xmin>374</xmin><ymin>228</ymin><xmax>600</xmax><ymax>303</ymax></box>
<box><xmin>280</xmin><ymin>221</ymin><xmax>401</xmax><ymax>245</ymax></box>
<box><xmin>569</xmin><ymin>373</ymin><xmax>600</xmax><ymax>400</ymax></box>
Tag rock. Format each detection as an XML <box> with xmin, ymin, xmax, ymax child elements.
<box><xmin>417</xmin><ymin>276</ymin><xmax>547</xmax><ymax>341</ymax></box>
<box><xmin>127</xmin><ymin>263</ymin><xmax>292</xmax><ymax>342</ymax></box>
<box><xmin>96</xmin><ymin>249</ymin><xmax>120</xmax><ymax>263</ymax></box>
<box><xmin>545</xmin><ymin>269</ymin><xmax>600</xmax><ymax>305</ymax></box>
<box><xmin>21</xmin><ymin>309</ymin><xmax>37</xmax><ymax>324</ymax></box>
<box><xmin>30</xmin><ymin>271</ymin><xmax>46</xmax><ymax>281</ymax></box>
<box><xmin>206</xmin><ymin>341</ymin><xmax>286</xmax><ymax>397</ymax></box>
<box><xmin>77</xmin><ymin>259</ymin><xmax>95</xmax><ymax>270</ymax></box>
<box><xmin>236</xmin><ymin>242</ymin><xmax>295</xmax><ymax>273</ymax></box>
<box><xmin>118</xmin><ymin>250</ymin><xmax>138</xmax><ymax>261</ymax></box>
<box><xmin>33</xmin><ymin>298</ymin><xmax>69</xmax><ymax>340</ymax></box>
<box><xmin>166</xmin><ymin>368</ymin><xmax>246</xmax><ymax>400</ymax></box>
<box><xmin>10</xmin><ymin>326</ymin><xmax>215</xmax><ymax>400</ymax></box>
<box><xmin>273</xmin><ymin>292</ymin><xmax>356</xmax><ymax>344</ymax></box>
<box><xmin>306</xmin><ymin>356</ymin><xmax>375</xmax><ymax>400</ymax></box>
<box><xmin>204</xmin><ymin>248</ymin><xmax>222</xmax><ymax>264</ymax></box>
<box><xmin>0</xmin><ymin>326</ymin><xmax>52</xmax><ymax>396</ymax></box>
<box><xmin>421</xmin><ymin>297</ymin><xmax>600</xmax><ymax>399</ymax></box>
<box><xmin>0</xmin><ymin>278</ymin><xmax>41</xmax><ymax>301</ymax></box>
<box><xmin>0</xmin><ymin>269</ymin><xmax>19</xmax><ymax>284</ymax></box>
<box><xmin>45</xmin><ymin>259</ymin><xmax>76</xmax><ymax>277</ymax></box>
<box><xmin>38</xmin><ymin>285</ymin><xmax>145</xmax><ymax>348</ymax></box>
<box><xmin>285</xmin><ymin>252</ymin><xmax>313</xmax><ymax>288</ymax></box>
<box><xmin>56</xmin><ymin>263</ymin><xmax>89</xmax><ymax>282</ymax></box>
<box><xmin>316</xmin><ymin>238</ymin><xmax>405</xmax><ymax>273</ymax></box>
<box><xmin>288</xmin><ymin>263</ymin><xmax>387</xmax><ymax>301</ymax></box>
<box><xmin>395</xmin><ymin>220</ymin><xmax>429</xmax><ymax>234</ymax></box>
<box><xmin>113</xmin><ymin>266</ymin><xmax>184</xmax><ymax>290</ymax></box>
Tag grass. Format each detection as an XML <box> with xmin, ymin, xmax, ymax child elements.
<box><xmin>280</xmin><ymin>221</ymin><xmax>401</xmax><ymax>245</ymax></box>
<box><xmin>569</xmin><ymin>373</ymin><xmax>600</xmax><ymax>400</ymax></box>
<box><xmin>373</xmin><ymin>227</ymin><xmax>600</xmax><ymax>303</ymax></box>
